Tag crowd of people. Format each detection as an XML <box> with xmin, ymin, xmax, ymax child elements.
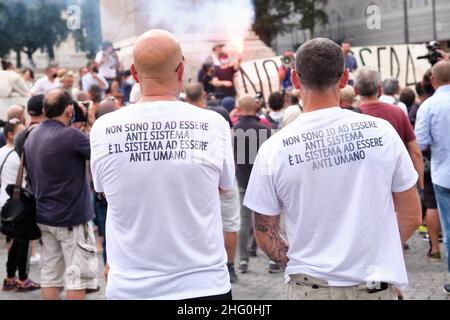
<box><xmin>0</xmin><ymin>30</ymin><xmax>449</xmax><ymax>300</ymax></box>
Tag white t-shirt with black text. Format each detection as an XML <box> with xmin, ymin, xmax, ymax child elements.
<box><xmin>90</xmin><ymin>100</ymin><xmax>235</xmax><ymax>300</ymax></box>
<box><xmin>244</xmin><ymin>107</ymin><xmax>418</xmax><ymax>289</ymax></box>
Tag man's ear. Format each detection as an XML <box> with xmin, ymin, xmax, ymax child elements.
<box><xmin>378</xmin><ymin>84</ymin><xmax>383</xmax><ymax>97</ymax></box>
<box><xmin>291</xmin><ymin>69</ymin><xmax>301</xmax><ymax>90</ymax></box>
<box><xmin>66</xmin><ymin>104</ymin><xmax>74</xmax><ymax>119</ymax></box>
<box><xmin>431</xmin><ymin>77</ymin><xmax>439</xmax><ymax>90</ymax></box>
<box><xmin>177</xmin><ymin>63</ymin><xmax>185</xmax><ymax>82</ymax></box>
<box><xmin>131</xmin><ymin>64</ymin><xmax>139</xmax><ymax>83</ymax></box>
<box><xmin>340</xmin><ymin>69</ymin><xmax>350</xmax><ymax>89</ymax></box>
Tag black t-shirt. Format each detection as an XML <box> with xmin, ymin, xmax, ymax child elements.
<box><xmin>214</xmin><ymin>66</ymin><xmax>236</xmax><ymax>98</ymax></box>
<box><xmin>208</xmin><ymin>106</ymin><xmax>233</xmax><ymax>128</ymax></box>
<box><xmin>198</xmin><ymin>70</ymin><xmax>215</xmax><ymax>95</ymax></box>
<box><xmin>233</xmin><ymin>116</ymin><xmax>272</xmax><ymax>188</ymax></box>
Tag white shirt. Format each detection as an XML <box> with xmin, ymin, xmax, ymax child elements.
<box><xmin>379</xmin><ymin>95</ymin><xmax>409</xmax><ymax>116</ymax></box>
<box><xmin>90</xmin><ymin>101</ymin><xmax>235</xmax><ymax>300</ymax></box>
<box><xmin>82</xmin><ymin>73</ymin><xmax>109</xmax><ymax>98</ymax></box>
<box><xmin>0</xmin><ymin>70</ymin><xmax>30</xmax><ymax>98</ymax></box>
<box><xmin>95</xmin><ymin>51</ymin><xmax>118</xmax><ymax>79</ymax></box>
<box><xmin>244</xmin><ymin>107</ymin><xmax>418</xmax><ymax>290</ymax></box>
<box><xmin>30</xmin><ymin>76</ymin><xmax>59</xmax><ymax>95</ymax></box>
<box><xmin>0</xmin><ymin>146</ymin><xmax>20</xmax><ymax>209</ymax></box>
<box><xmin>281</xmin><ymin>104</ymin><xmax>303</xmax><ymax>128</ymax></box>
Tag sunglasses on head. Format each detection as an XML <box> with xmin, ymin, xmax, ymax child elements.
<box><xmin>175</xmin><ymin>55</ymin><xmax>185</xmax><ymax>73</ymax></box>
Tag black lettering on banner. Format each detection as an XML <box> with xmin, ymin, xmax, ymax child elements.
<box><xmin>359</xmin><ymin>47</ymin><xmax>372</xmax><ymax>67</ymax></box>
<box><xmin>262</xmin><ymin>59</ymin><xmax>279</xmax><ymax>94</ymax></box>
<box><xmin>406</xmin><ymin>46</ymin><xmax>418</xmax><ymax>86</ymax></box>
<box><xmin>377</xmin><ymin>46</ymin><xmax>387</xmax><ymax>73</ymax></box>
<box><xmin>390</xmin><ymin>47</ymin><xmax>400</xmax><ymax>79</ymax></box>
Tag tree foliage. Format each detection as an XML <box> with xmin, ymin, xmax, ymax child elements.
<box><xmin>0</xmin><ymin>0</ymin><xmax>101</xmax><ymax>67</ymax></box>
<box><xmin>293</xmin><ymin>0</ymin><xmax>328</xmax><ymax>38</ymax></box>
<box><xmin>253</xmin><ymin>0</ymin><xmax>329</xmax><ymax>47</ymax></box>
<box><xmin>252</xmin><ymin>0</ymin><xmax>293</xmax><ymax>47</ymax></box>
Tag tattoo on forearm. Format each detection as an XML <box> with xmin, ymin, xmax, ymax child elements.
<box><xmin>254</xmin><ymin>213</ymin><xmax>289</xmax><ymax>270</ymax></box>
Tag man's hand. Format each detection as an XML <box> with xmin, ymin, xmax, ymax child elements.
<box><xmin>254</xmin><ymin>213</ymin><xmax>289</xmax><ymax>270</ymax></box>
<box><xmin>104</xmin><ymin>263</ymin><xmax>110</xmax><ymax>282</ymax></box>
<box><xmin>437</xmin><ymin>50</ymin><xmax>449</xmax><ymax>61</ymax></box>
<box><xmin>223</xmin><ymin>81</ymin><xmax>234</xmax><ymax>88</ymax></box>
<box><xmin>393</xmin><ymin>187</ymin><xmax>422</xmax><ymax>245</ymax></box>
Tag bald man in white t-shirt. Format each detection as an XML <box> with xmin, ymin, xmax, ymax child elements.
<box><xmin>90</xmin><ymin>30</ymin><xmax>235</xmax><ymax>300</ymax></box>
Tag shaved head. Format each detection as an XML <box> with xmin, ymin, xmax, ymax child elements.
<box><xmin>7</xmin><ymin>105</ymin><xmax>25</xmax><ymax>122</ymax></box>
<box><xmin>238</xmin><ymin>94</ymin><xmax>257</xmax><ymax>114</ymax></box>
<box><xmin>432</xmin><ymin>61</ymin><xmax>450</xmax><ymax>85</ymax></box>
<box><xmin>185</xmin><ymin>83</ymin><xmax>204</xmax><ymax>103</ymax></box>
<box><xmin>97</xmin><ymin>98</ymin><xmax>117</xmax><ymax>119</ymax></box>
<box><xmin>133</xmin><ymin>29</ymin><xmax>183</xmax><ymax>81</ymax></box>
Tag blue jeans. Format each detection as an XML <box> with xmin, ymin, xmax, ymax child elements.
<box><xmin>434</xmin><ymin>184</ymin><xmax>450</xmax><ymax>273</ymax></box>
<box><xmin>93</xmin><ymin>194</ymin><xmax>107</xmax><ymax>264</ymax></box>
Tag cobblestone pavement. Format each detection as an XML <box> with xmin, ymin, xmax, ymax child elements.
<box><xmin>0</xmin><ymin>232</ymin><xmax>448</xmax><ymax>300</ymax></box>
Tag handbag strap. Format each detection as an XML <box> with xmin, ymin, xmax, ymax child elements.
<box><xmin>12</xmin><ymin>124</ymin><xmax>38</xmax><ymax>200</ymax></box>
<box><xmin>0</xmin><ymin>149</ymin><xmax>15</xmax><ymax>186</ymax></box>
<box><xmin>12</xmin><ymin>152</ymin><xmax>25</xmax><ymax>200</ymax></box>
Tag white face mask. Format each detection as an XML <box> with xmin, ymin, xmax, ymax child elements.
<box><xmin>220</xmin><ymin>59</ymin><xmax>229</xmax><ymax>65</ymax></box>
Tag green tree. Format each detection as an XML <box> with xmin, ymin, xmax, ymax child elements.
<box><xmin>252</xmin><ymin>0</ymin><xmax>329</xmax><ymax>47</ymax></box>
<box><xmin>0</xmin><ymin>0</ymin><xmax>70</xmax><ymax>68</ymax></box>
<box><xmin>0</xmin><ymin>2</ymin><xmax>13</xmax><ymax>59</ymax></box>
<box><xmin>293</xmin><ymin>0</ymin><xmax>328</xmax><ymax>39</ymax></box>
<box><xmin>252</xmin><ymin>0</ymin><xmax>293</xmax><ymax>47</ymax></box>
<box><xmin>0</xmin><ymin>0</ymin><xmax>101</xmax><ymax>67</ymax></box>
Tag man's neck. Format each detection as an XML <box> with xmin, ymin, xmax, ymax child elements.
<box><xmin>301</xmin><ymin>89</ymin><xmax>340</xmax><ymax>113</ymax></box>
<box><xmin>190</xmin><ymin>101</ymin><xmax>207</xmax><ymax>109</ymax></box>
<box><xmin>46</xmin><ymin>76</ymin><xmax>54</xmax><ymax>83</ymax></box>
<box><xmin>435</xmin><ymin>82</ymin><xmax>450</xmax><ymax>90</ymax></box>
<box><xmin>138</xmin><ymin>82</ymin><xmax>179</xmax><ymax>103</ymax></box>
<box><xmin>30</xmin><ymin>116</ymin><xmax>45</xmax><ymax>125</ymax></box>
<box><xmin>51</xmin><ymin>116</ymin><xmax>69</xmax><ymax>127</ymax></box>
<box><xmin>360</xmin><ymin>96</ymin><xmax>379</xmax><ymax>104</ymax></box>
<box><xmin>240</xmin><ymin>112</ymin><xmax>257</xmax><ymax>117</ymax></box>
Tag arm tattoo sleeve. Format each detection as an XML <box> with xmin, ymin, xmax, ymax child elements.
<box><xmin>254</xmin><ymin>213</ymin><xmax>289</xmax><ymax>270</ymax></box>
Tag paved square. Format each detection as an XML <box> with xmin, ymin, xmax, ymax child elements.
<box><xmin>0</xmin><ymin>232</ymin><xmax>448</xmax><ymax>300</ymax></box>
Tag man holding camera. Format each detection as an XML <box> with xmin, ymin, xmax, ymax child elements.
<box><xmin>82</xmin><ymin>61</ymin><xmax>109</xmax><ymax>100</ymax></box>
<box><xmin>24</xmin><ymin>89</ymin><xmax>98</xmax><ymax>300</ymax></box>
<box><xmin>95</xmin><ymin>41</ymin><xmax>120</xmax><ymax>88</ymax></box>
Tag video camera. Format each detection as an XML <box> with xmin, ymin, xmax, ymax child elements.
<box><xmin>72</xmin><ymin>101</ymin><xmax>92</xmax><ymax>123</ymax></box>
<box><xmin>417</xmin><ymin>41</ymin><xmax>443</xmax><ymax>66</ymax></box>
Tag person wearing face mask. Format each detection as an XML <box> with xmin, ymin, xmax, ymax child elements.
<box><xmin>212</xmin><ymin>53</ymin><xmax>241</xmax><ymax>100</ymax></box>
<box><xmin>30</xmin><ymin>65</ymin><xmax>60</xmax><ymax>96</ymax></box>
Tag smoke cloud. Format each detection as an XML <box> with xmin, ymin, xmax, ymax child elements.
<box><xmin>145</xmin><ymin>0</ymin><xmax>254</xmax><ymax>42</ymax></box>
